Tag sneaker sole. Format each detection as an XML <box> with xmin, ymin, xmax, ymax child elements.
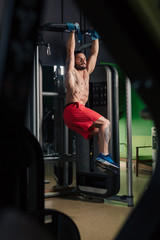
<box><xmin>96</xmin><ymin>159</ymin><xmax>119</xmax><ymax>169</ymax></box>
<box><xmin>96</xmin><ymin>162</ymin><xmax>118</xmax><ymax>175</ymax></box>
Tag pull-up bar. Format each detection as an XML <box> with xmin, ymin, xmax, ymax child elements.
<box><xmin>38</xmin><ymin>23</ymin><xmax>100</xmax><ymax>42</ymax></box>
<box><xmin>39</xmin><ymin>23</ymin><xmax>71</xmax><ymax>32</ymax></box>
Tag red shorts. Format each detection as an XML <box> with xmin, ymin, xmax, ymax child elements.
<box><xmin>63</xmin><ymin>102</ymin><xmax>101</xmax><ymax>139</ymax></box>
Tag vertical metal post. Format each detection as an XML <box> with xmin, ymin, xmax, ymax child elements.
<box><xmin>64</xmin><ymin>124</ymin><xmax>69</xmax><ymax>186</ymax></box>
<box><xmin>64</xmin><ymin>125</ymin><xmax>69</xmax><ymax>154</ymax></box>
<box><xmin>33</xmin><ymin>44</ymin><xmax>41</xmax><ymax>143</ymax></box>
<box><xmin>105</xmin><ymin>66</ymin><xmax>113</xmax><ymax>155</ymax></box>
<box><xmin>126</xmin><ymin>77</ymin><xmax>133</xmax><ymax>206</ymax></box>
<box><xmin>35</xmin><ymin>45</ymin><xmax>40</xmax><ymax>142</ymax></box>
<box><xmin>110</xmin><ymin>66</ymin><xmax>120</xmax><ymax>164</ymax></box>
<box><xmin>33</xmin><ymin>51</ymin><xmax>37</xmax><ymax>137</ymax></box>
<box><xmin>39</xmin><ymin>62</ymin><xmax>43</xmax><ymax>146</ymax></box>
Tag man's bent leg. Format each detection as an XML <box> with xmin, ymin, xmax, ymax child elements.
<box><xmin>90</xmin><ymin>116</ymin><xmax>111</xmax><ymax>153</ymax></box>
<box><xmin>90</xmin><ymin>116</ymin><xmax>119</xmax><ymax>172</ymax></box>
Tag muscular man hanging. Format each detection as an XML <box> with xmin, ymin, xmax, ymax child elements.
<box><xmin>63</xmin><ymin>27</ymin><xmax>119</xmax><ymax>174</ymax></box>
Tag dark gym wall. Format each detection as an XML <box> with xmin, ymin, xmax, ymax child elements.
<box><xmin>0</xmin><ymin>1</ymin><xmax>5</xmax><ymax>32</ymax></box>
<box><xmin>39</xmin><ymin>0</ymin><xmax>115</xmax><ymax>66</ymax></box>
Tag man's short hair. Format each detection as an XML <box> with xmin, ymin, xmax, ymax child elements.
<box><xmin>74</xmin><ymin>50</ymin><xmax>84</xmax><ymax>57</ymax></box>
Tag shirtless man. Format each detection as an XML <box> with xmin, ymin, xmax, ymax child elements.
<box><xmin>63</xmin><ymin>30</ymin><xmax>119</xmax><ymax>174</ymax></box>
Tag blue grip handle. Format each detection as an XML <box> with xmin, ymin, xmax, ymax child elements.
<box><xmin>66</xmin><ymin>23</ymin><xmax>76</xmax><ymax>31</ymax></box>
<box><xmin>89</xmin><ymin>29</ymin><xmax>100</xmax><ymax>40</ymax></box>
<box><xmin>66</xmin><ymin>23</ymin><xmax>83</xmax><ymax>42</ymax></box>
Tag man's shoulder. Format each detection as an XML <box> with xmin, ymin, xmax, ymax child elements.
<box><xmin>65</xmin><ymin>66</ymin><xmax>75</xmax><ymax>74</ymax></box>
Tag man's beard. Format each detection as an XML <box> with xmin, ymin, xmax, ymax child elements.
<box><xmin>75</xmin><ymin>64</ymin><xmax>86</xmax><ymax>70</ymax></box>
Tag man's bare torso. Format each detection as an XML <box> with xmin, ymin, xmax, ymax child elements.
<box><xmin>65</xmin><ymin>68</ymin><xmax>89</xmax><ymax>105</ymax></box>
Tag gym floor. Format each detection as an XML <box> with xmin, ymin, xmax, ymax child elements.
<box><xmin>44</xmin><ymin>160</ymin><xmax>152</xmax><ymax>240</ymax></box>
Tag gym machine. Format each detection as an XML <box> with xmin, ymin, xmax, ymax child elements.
<box><xmin>31</xmin><ymin>23</ymin><xmax>133</xmax><ymax>206</ymax></box>
<box><xmin>29</xmin><ymin>23</ymin><xmax>103</xmax><ymax>196</ymax></box>
<box><xmin>30</xmin><ymin>24</ymin><xmax>79</xmax><ymax>196</ymax></box>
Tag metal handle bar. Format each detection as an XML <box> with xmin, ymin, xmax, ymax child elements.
<box><xmin>38</xmin><ymin>23</ymin><xmax>90</xmax><ymax>35</ymax></box>
<box><xmin>42</xmin><ymin>92</ymin><xmax>59</xmax><ymax>97</ymax></box>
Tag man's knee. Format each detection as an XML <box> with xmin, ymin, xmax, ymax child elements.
<box><xmin>93</xmin><ymin>116</ymin><xmax>110</xmax><ymax>128</ymax></box>
<box><xmin>104</xmin><ymin>118</ymin><xmax>110</xmax><ymax>126</ymax></box>
<box><xmin>100</xmin><ymin>117</ymin><xmax>110</xmax><ymax>127</ymax></box>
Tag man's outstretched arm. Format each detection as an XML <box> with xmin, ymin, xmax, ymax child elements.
<box><xmin>66</xmin><ymin>31</ymin><xmax>75</xmax><ymax>73</ymax></box>
<box><xmin>87</xmin><ymin>39</ymin><xmax>99</xmax><ymax>75</ymax></box>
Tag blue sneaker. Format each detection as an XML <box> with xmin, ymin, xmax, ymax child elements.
<box><xmin>96</xmin><ymin>153</ymin><xmax>119</xmax><ymax>169</ymax></box>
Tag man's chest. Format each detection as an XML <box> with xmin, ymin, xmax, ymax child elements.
<box><xmin>74</xmin><ymin>70</ymin><xmax>89</xmax><ymax>88</ymax></box>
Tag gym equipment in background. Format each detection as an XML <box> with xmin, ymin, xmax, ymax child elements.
<box><xmin>29</xmin><ymin>24</ymin><xmax>77</xmax><ymax>195</ymax></box>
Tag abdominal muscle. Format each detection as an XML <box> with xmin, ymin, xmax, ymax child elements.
<box><xmin>65</xmin><ymin>69</ymin><xmax>89</xmax><ymax>106</ymax></box>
